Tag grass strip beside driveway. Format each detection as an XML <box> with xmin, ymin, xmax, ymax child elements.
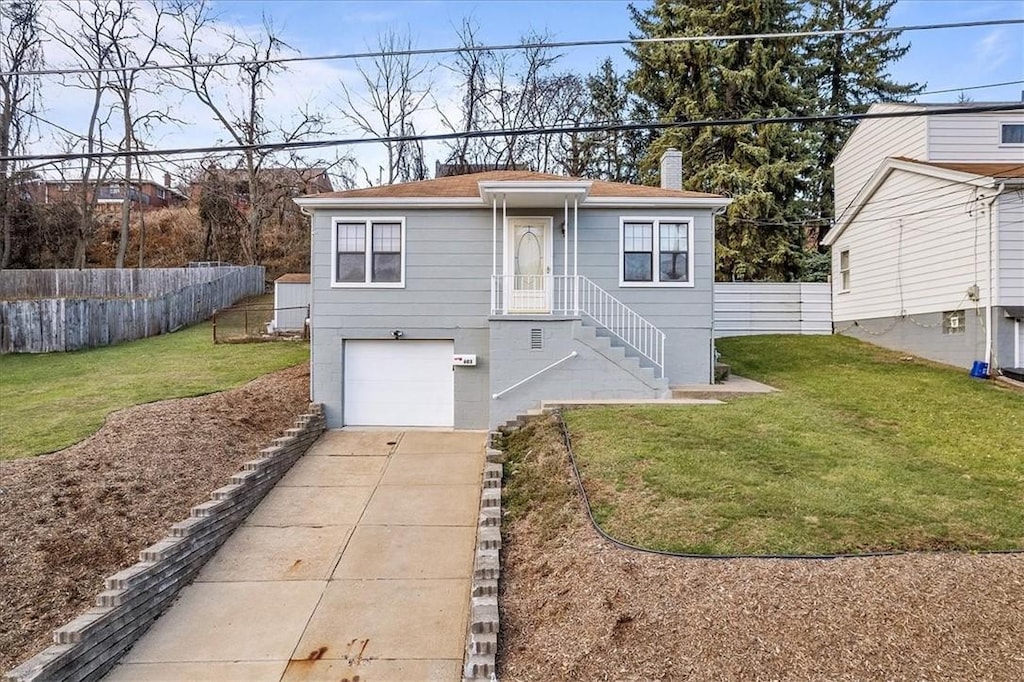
<box><xmin>0</xmin><ymin>323</ymin><xmax>308</xmax><ymax>460</ymax></box>
<box><xmin>564</xmin><ymin>335</ymin><xmax>1024</xmax><ymax>556</ymax></box>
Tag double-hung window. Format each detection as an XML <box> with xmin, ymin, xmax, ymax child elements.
<box><xmin>839</xmin><ymin>249</ymin><xmax>850</xmax><ymax>292</ymax></box>
<box><xmin>620</xmin><ymin>218</ymin><xmax>693</xmax><ymax>286</ymax></box>
<box><xmin>334</xmin><ymin>218</ymin><xmax>405</xmax><ymax>287</ymax></box>
<box><xmin>1000</xmin><ymin>123</ymin><xmax>1024</xmax><ymax>145</ymax></box>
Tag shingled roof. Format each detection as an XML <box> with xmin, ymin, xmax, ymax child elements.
<box><xmin>892</xmin><ymin>158</ymin><xmax>1024</xmax><ymax>179</ymax></box>
<box><xmin>303</xmin><ymin>170</ymin><xmax>724</xmax><ymax>200</ymax></box>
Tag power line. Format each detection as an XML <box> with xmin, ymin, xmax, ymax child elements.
<box><xmin>5</xmin><ymin>102</ymin><xmax>1022</xmax><ymax>164</ymax></box>
<box><xmin>918</xmin><ymin>79</ymin><xmax>1024</xmax><ymax>97</ymax></box>
<box><xmin>4</xmin><ymin>17</ymin><xmax>1022</xmax><ymax>78</ymax></box>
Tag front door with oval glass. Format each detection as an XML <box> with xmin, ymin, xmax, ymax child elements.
<box><xmin>506</xmin><ymin>217</ymin><xmax>552</xmax><ymax>313</ymax></box>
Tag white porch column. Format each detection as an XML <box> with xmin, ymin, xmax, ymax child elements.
<box><xmin>563</xmin><ymin>197</ymin><xmax>569</xmax><ymax>313</ymax></box>
<box><xmin>502</xmin><ymin>195</ymin><xmax>508</xmax><ymax>314</ymax></box>
<box><xmin>573</xmin><ymin>197</ymin><xmax>579</xmax><ymax>314</ymax></box>
<box><xmin>491</xmin><ymin>197</ymin><xmax>497</xmax><ymax>314</ymax></box>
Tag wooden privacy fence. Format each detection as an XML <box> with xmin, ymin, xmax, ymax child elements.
<box><xmin>713</xmin><ymin>282</ymin><xmax>832</xmax><ymax>338</ymax></box>
<box><xmin>0</xmin><ymin>266</ymin><xmax>265</xmax><ymax>353</ymax></box>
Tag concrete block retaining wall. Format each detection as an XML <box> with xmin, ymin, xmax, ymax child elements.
<box><xmin>463</xmin><ymin>448</ymin><xmax>504</xmax><ymax>681</ymax></box>
<box><xmin>4</xmin><ymin>405</ymin><xmax>326</xmax><ymax>682</ymax></box>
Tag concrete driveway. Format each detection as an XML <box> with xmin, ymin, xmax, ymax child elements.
<box><xmin>104</xmin><ymin>429</ymin><xmax>487</xmax><ymax>682</ymax></box>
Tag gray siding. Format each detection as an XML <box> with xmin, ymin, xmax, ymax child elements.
<box><xmin>308</xmin><ymin>205</ymin><xmax>716</xmax><ymax>428</ymax></box>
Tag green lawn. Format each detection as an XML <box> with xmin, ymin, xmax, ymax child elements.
<box><xmin>564</xmin><ymin>335</ymin><xmax>1024</xmax><ymax>555</ymax></box>
<box><xmin>0</xmin><ymin>321</ymin><xmax>308</xmax><ymax>460</ymax></box>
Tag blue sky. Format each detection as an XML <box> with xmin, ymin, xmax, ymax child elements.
<box><xmin>215</xmin><ymin>0</ymin><xmax>1024</xmax><ymax>102</ymax></box>
<box><xmin>29</xmin><ymin>1</ymin><xmax>1023</xmax><ymax>185</ymax></box>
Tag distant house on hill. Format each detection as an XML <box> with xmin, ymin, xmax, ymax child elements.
<box><xmin>21</xmin><ymin>172</ymin><xmax>187</xmax><ymax>210</ymax></box>
<box><xmin>189</xmin><ymin>167</ymin><xmax>334</xmax><ymax>207</ymax></box>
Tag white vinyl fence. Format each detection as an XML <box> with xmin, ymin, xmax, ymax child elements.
<box><xmin>0</xmin><ymin>266</ymin><xmax>265</xmax><ymax>353</ymax></box>
<box><xmin>713</xmin><ymin>282</ymin><xmax>832</xmax><ymax>338</ymax></box>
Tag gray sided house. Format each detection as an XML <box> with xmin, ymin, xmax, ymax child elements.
<box><xmin>294</xmin><ymin>156</ymin><xmax>730</xmax><ymax>430</ymax></box>
<box><xmin>824</xmin><ymin>103</ymin><xmax>1024</xmax><ymax>376</ymax></box>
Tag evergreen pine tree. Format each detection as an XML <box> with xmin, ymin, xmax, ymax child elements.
<box><xmin>628</xmin><ymin>0</ymin><xmax>814</xmax><ymax>281</ymax></box>
<box><xmin>803</xmin><ymin>0</ymin><xmax>923</xmax><ymax>245</ymax></box>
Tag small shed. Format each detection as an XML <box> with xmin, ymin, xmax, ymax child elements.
<box><xmin>273</xmin><ymin>273</ymin><xmax>310</xmax><ymax>332</ymax></box>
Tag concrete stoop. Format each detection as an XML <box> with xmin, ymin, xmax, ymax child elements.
<box><xmin>462</xmin><ymin>453</ymin><xmax>503</xmax><ymax>681</ymax></box>
<box><xmin>573</xmin><ymin>321</ymin><xmax>670</xmax><ymax>395</ymax></box>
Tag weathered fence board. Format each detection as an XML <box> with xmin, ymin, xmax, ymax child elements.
<box><xmin>0</xmin><ymin>267</ymin><xmax>246</xmax><ymax>299</ymax></box>
<box><xmin>0</xmin><ymin>267</ymin><xmax>265</xmax><ymax>353</ymax></box>
<box><xmin>714</xmin><ymin>282</ymin><xmax>833</xmax><ymax>338</ymax></box>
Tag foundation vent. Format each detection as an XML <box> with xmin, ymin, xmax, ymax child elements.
<box><xmin>530</xmin><ymin>328</ymin><xmax>543</xmax><ymax>350</ymax></box>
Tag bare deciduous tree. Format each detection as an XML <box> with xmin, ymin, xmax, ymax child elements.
<box><xmin>102</xmin><ymin>0</ymin><xmax>177</xmax><ymax>268</ymax></box>
<box><xmin>337</xmin><ymin>28</ymin><xmax>432</xmax><ymax>185</ymax></box>
<box><xmin>1</xmin><ymin>0</ymin><xmax>43</xmax><ymax>269</ymax></box>
<box><xmin>165</xmin><ymin>1</ymin><xmax>331</xmax><ymax>264</ymax></box>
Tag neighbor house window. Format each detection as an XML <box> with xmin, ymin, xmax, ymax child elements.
<box><xmin>942</xmin><ymin>310</ymin><xmax>965</xmax><ymax>334</ymax></box>
<box><xmin>1001</xmin><ymin>123</ymin><xmax>1024</xmax><ymax>145</ymax></box>
<box><xmin>839</xmin><ymin>249</ymin><xmax>850</xmax><ymax>292</ymax></box>
<box><xmin>334</xmin><ymin>218</ymin><xmax>405</xmax><ymax>286</ymax></box>
<box><xmin>620</xmin><ymin>217</ymin><xmax>693</xmax><ymax>286</ymax></box>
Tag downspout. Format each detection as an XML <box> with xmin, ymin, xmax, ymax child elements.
<box><xmin>300</xmin><ymin>205</ymin><xmax>315</xmax><ymax>402</ymax></box>
<box><xmin>984</xmin><ymin>182</ymin><xmax>1005</xmax><ymax>370</ymax></box>
<box><xmin>710</xmin><ymin>205</ymin><xmax>727</xmax><ymax>383</ymax></box>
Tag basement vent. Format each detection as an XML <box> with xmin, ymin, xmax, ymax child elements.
<box><xmin>530</xmin><ymin>328</ymin><xmax>543</xmax><ymax>350</ymax></box>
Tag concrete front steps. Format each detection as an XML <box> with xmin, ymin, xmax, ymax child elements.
<box><xmin>573</xmin><ymin>320</ymin><xmax>669</xmax><ymax>395</ymax></box>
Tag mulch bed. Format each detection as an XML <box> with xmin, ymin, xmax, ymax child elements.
<box><xmin>0</xmin><ymin>363</ymin><xmax>311</xmax><ymax>672</ymax></box>
<box><xmin>498</xmin><ymin>416</ymin><xmax>1024</xmax><ymax>681</ymax></box>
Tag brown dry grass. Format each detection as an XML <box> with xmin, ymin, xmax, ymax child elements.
<box><xmin>499</xmin><ymin>415</ymin><xmax>1024</xmax><ymax>681</ymax></box>
<box><xmin>0</xmin><ymin>363</ymin><xmax>311</xmax><ymax>672</ymax></box>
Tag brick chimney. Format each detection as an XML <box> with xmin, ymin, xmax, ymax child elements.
<box><xmin>659</xmin><ymin>148</ymin><xmax>683</xmax><ymax>190</ymax></box>
<box><xmin>163</xmin><ymin>172</ymin><xmax>172</xmax><ymax>188</ymax></box>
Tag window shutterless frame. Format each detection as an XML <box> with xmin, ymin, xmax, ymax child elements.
<box><xmin>999</xmin><ymin>123</ymin><xmax>1024</xmax><ymax>145</ymax></box>
<box><xmin>838</xmin><ymin>249</ymin><xmax>850</xmax><ymax>293</ymax></box>
<box><xmin>618</xmin><ymin>216</ymin><xmax>695</xmax><ymax>287</ymax></box>
<box><xmin>331</xmin><ymin>217</ymin><xmax>406</xmax><ymax>288</ymax></box>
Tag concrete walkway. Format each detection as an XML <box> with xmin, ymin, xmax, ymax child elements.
<box><xmin>105</xmin><ymin>429</ymin><xmax>487</xmax><ymax>682</ymax></box>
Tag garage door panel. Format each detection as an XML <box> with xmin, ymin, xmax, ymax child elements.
<box><xmin>344</xmin><ymin>340</ymin><xmax>455</xmax><ymax>427</ymax></box>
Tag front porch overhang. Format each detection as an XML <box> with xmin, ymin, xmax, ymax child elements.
<box><xmin>478</xmin><ymin>180</ymin><xmax>591</xmax><ymax>207</ymax></box>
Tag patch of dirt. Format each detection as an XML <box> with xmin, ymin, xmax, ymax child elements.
<box><xmin>498</xmin><ymin>416</ymin><xmax>1024</xmax><ymax>681</ymax></box>
<box><xmin>0</xmin><ymin>363</ymin><xmax>311</xmax><ymax>672</ymax></box>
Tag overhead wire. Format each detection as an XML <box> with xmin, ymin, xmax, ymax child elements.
<box><xmin>4</xmin><ymin>17</ymin><xmax>1022</xmax><ymax>78</ymax></box>
<box><xmin>5</xmin><ymin>102</ymin><xmax>1023</xmax><ymax>164</ymax></box>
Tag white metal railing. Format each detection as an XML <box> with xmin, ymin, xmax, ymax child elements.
<box><xmin>577</xmin><ymin>276</ymin><xmax>665</xmax><ymax>378</ymax></box>
<box><xmin>491</xmin><ymin>351</ymin><xmax>578</xmax><ymax>400</ymax></box>
<box><xmin>489</xmin><ymin>274</ymin><xmax>666</xmax><ymax>378</ymax></box>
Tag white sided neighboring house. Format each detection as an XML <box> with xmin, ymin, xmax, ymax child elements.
<box><xmin>823</xmin><ymin>102</ymin><xmax>1024</xmax><ymax>377</ymax></box>
<box><xmin>294</xmin><ymin>152</ymin><xmax>732</xmax><ymax>430</ymax></box>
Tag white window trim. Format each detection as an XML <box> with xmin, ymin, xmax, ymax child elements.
<box><xmin>618</xmin><ymin>216</ymin><xmax>695</xmax><ymax>287</ymax></box>
<box><xmin>331</xmin><ymin>216</ymin><xmax>406</xmax><ymax>288</ymax></box>
<box><xmin>838</xmin><ymin>248</ymin><xmax>851</xmax><ymax>293</ymax></box>
<box><xmin>999</xmin><ymin>122</ymin><xmax>1024</xmax><ymax>147</ymax></box>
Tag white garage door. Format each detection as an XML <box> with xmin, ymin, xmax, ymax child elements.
<box><xmin>344</xmin><ymin>340</ymin><xmax>455</xmax><ymax>427</ymax></box>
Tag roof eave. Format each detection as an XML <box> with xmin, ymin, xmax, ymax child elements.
<box><xmin>823</xmin><ymin>158</ymin><xmax>1004</xmax><ymax>247</ymax></box>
